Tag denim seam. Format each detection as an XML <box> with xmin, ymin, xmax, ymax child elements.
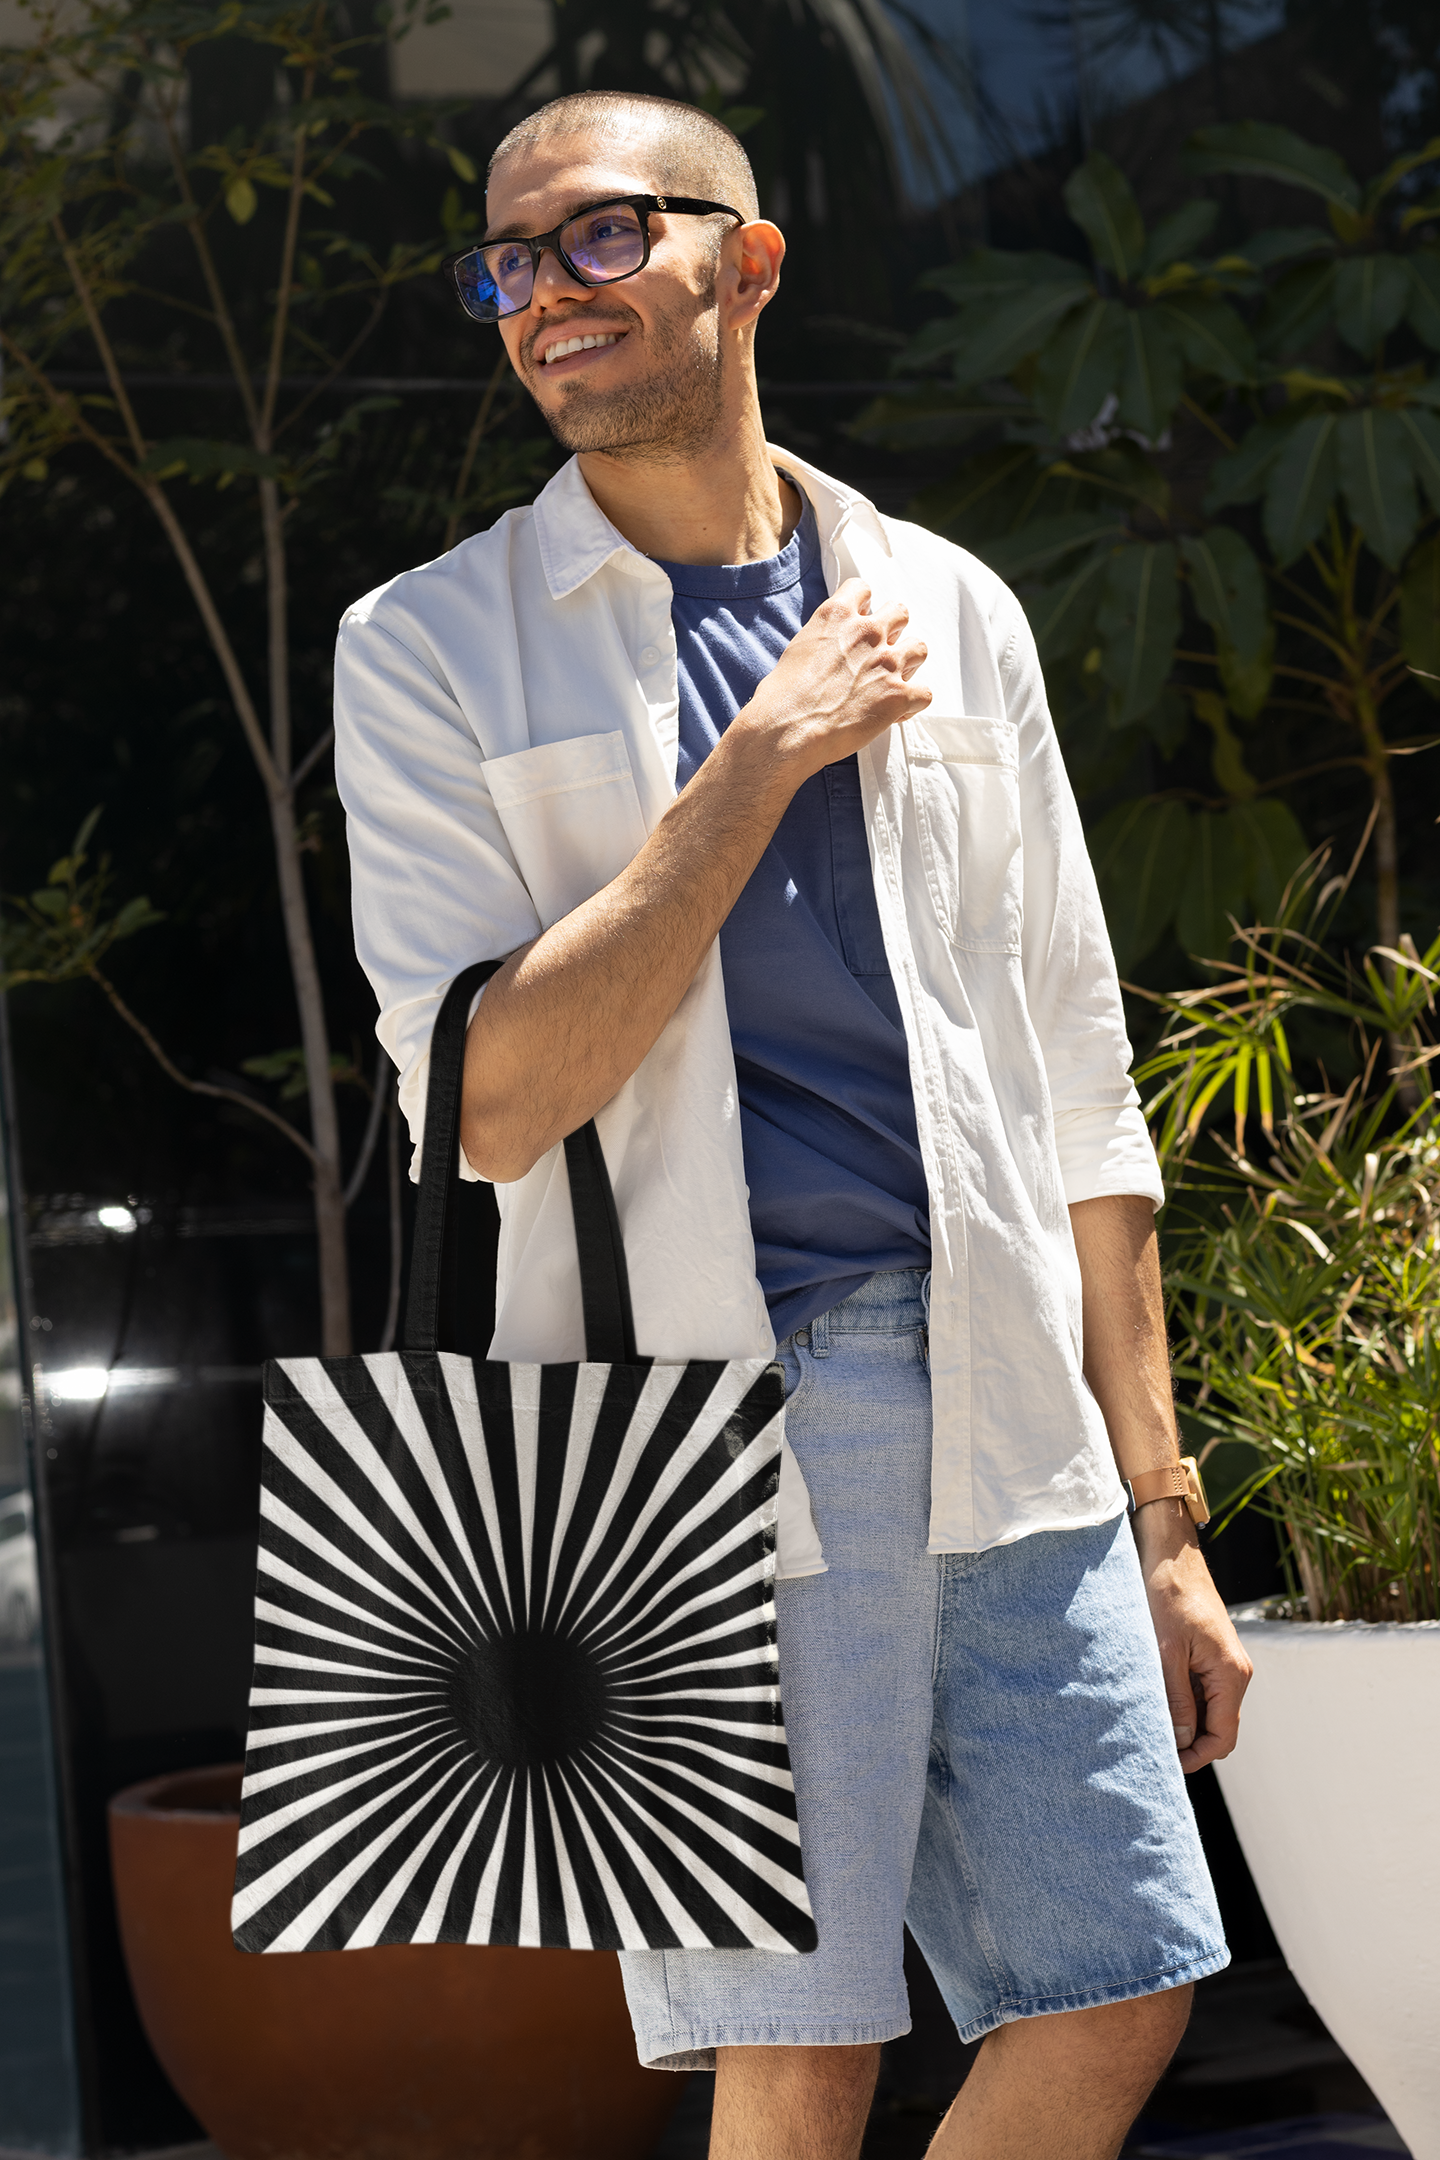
<box><xmin>929</xmin><ymin>1558</ymin><xmax>1014</xmax><ymax>2005</ymax></box>
<box><xmin>950</xmin><ymin>1945</ymin><xmax>1232</xmax><ymax>2047</ymax></box>
<box><xmin>638</xmin><ymin>2014</ymin><xmax>912</xmax><ymax>2058</ymax></box>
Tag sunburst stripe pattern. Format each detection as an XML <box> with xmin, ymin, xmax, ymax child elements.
<box><xmin>233</xmin><ymin>1349</ymin><xmax>817</xmax><ymax>1954</ymax></box>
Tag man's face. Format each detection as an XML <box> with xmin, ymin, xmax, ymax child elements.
<box><xmin>483</xmin><ymin>137</ymin><xmax>730</xmax><ymax>461</ymax></box>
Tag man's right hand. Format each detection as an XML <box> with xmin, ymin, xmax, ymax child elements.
<box><xmin>461</xmin><ymin>577</ymin><xmax>930</xmax><ymax>1183</ymax></box>
<box><xmin>733</xmin><ymin>578</ymin><xmax>931</xmax><ymax>783</ymax></box>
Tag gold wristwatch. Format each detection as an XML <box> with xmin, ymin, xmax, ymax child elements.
<box><xmin>1124</xmin><ymin>1456</ymin><xmax>1211</xmax><ymax>1527</ymax></box>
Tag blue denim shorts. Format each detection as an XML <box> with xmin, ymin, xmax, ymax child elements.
<box><xmin>619</xmin><ymin>1269</ymin><xmax>1227</xmax><ymax>2068</ymax></box>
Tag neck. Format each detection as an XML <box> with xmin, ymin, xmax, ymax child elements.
<box><xmin>575</xmin><ymin>366</ymin><xmax>799</xmax><ymax>566</ymax></box>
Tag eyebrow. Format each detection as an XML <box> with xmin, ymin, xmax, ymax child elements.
<box><xmin>481</xmin><ymin>194</ymin><xmax>641</xmax><ymax>245</ymax></box>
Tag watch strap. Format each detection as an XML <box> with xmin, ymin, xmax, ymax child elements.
<box><xmin>1124</xmin><ymin>1457</ymin><xmax>1211</xmax><ymax>1526</ymax></box>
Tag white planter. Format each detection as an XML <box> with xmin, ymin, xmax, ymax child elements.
<box><xmin>1214</xmin><ymin>1617</ymin><xmax>1440</xmax><ymax>2159</ymax></box>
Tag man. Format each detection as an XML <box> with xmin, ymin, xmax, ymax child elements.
<box><xmin>335</xmin><ymin>90</ymin><xmax>1251</xmax><ymax>2160</ymax></box>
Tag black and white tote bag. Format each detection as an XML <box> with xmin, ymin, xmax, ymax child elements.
<box><xmin>232</xmin><ymin>961</ymin><xmax>817</xmax><ymax>1957</ymax></box>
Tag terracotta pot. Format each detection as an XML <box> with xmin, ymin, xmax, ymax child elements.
<box><xmin>108</xmin><ymin>1765</ymin><xmax>683</xmax><ymax>2160</ymax></box>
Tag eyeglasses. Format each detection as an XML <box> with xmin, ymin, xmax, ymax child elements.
<box><xmin>444</xmin><ymin>194</ymin><xmax>744</xmax><ymax>323</ymax></box>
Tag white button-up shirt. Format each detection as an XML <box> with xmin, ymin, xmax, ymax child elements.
<box><xmin>334</xmin><ymin>447</ymin><xmax>1163</xmax><ymax>1574</ymax></box>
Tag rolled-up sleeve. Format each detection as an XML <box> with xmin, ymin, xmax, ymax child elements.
<box><xmin>1002</xmin><ymin>590</ymin><xmax>1164</xmax><ymax>1210</ymax></box>
<box><xmin>333</xmin><ymin>602</ymin><xmax>541</xmax><ymax>1177</ymax></box>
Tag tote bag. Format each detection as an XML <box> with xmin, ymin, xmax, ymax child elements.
<box><xmin>231</xmin><ymin>961</ymin><xmax>817</xmax><ymax>1957</ymax></box>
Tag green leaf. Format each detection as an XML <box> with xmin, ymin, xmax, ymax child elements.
<box><xmin>111</xmin><ymin>895</ymin><xmax>164</xmax><ymax>940</ymax></box>
<box><xmin>1400</xmin><ymin>534</ymin><xmax>1440</xmax><ymax>700</ymax></box>
<box><xmin>1333</xmin><ymin>254</ymin><xmax>1411</xmax><ymax>357</ymax></box>
<box><xmin>1263</xmin><ymin>413</ymin><xmax>1339</xmax><ymax>567</ymax></box>
<box><xmin>919</xmin><ymin>250</ymin><xmax>1090</xmax><ymax>305</ymax></box>
<box><xmin>1235</xmin><ymin>226</ymin><xmax>1334</xmax><ymax>268</ymax></box>
<box><xmin>1204</xmin><ymin>415</ymin><xmax>1292</xmax><ymax>511</ymax></box>
<box><xmin>849</xmin><ymin>387</ymin><xmax>1009</xmax><ymax>453</ymax></box>
<box><xmin>1193</xmin><ymin>688</ymin><xmax>1258</xmax><ymax>797</ymax></box>
<box><xmin>140</xmin><ymin>438</ymin><xmax>285</xmax><ymax>481</ymax></box>
<box><xmin>1144</xmin><ymin>688</ymin><xmax>1190</xmax><ymax>758</ymax></box>
<box><xmin>1033</xmin><ymin>297</ymin><xmax>1127</xmax><ymax>433</ymax></box>
<box><xmin>1395</xmin><ymin>407</ymin><xmax>1440</xmax><ymax>518</ymax></box>
<box><xmin>1116</xmin><ymin>309</ymin><xmax>1183</xmax><ymax>441</ymax></box>
<box><xmin>948</xmin><ymin>282</ymin><xmax>1092</xmax><ymax>389</ymax></box>
<box><xmin>975</xmin><ymin>512</ymin><xmax>1127</xmax><ymax>582</ymax></box>
<box><xmin>445</xmin><ymin>145</ymin><xmax>477</xmax><ymax>183</ymax></box>
<box><xmin>1363</xmin><ymin>133</ymin><xmax>1440</xmax><ymax>211</ymax></box>
<box><xmin>1023</xmin><ymin>548</ymin><xmax>1111</xmax><ymax>660</ymax></box>
<box><xmin>907</xmin><ymin>444</ymin><xmax>1040</xmax><ymax>541</ymax></box>
<box><xmin>1256</xmin><ymin>260</ymin><xmax>1336</xmax><ymax>357</ymax></box>
<box><xmin>1143</xmin><ymin>199</ymin><xmax>1218</xmax><ymax>273</ymax></box>
<box><xmin>1157</xmin><ymin>293</ymin><xmax>1255</xmax><ymax>384</ymax></box>
<box><xmin>224</xmin><ymin>175</ymin><xmax>257</xmax><ymax>225</ymax></box>
<box><xmin>1232</xmin><ymin>799</ymin><xmax>1310</xmax><ymax>923</ymax></box>
<box><xmin>1097</xmin><ymin>541</ymin><xmax>1180</xmax><ymax>725</ymax></box>
<box><xmin>1336</xmin><ymin>408</ymin><xmax>1418</xmax><ymax>569</ymax></box>
<box><xmin>1087</xmin><ymin>798</ymin><xmax>1193</xmax><ymax>972</ymax></box>
<box><xmin>1176</xmin><ymin>810</ymin><xmax>1247</xmax><ymax>959</ymax></box>
<box><xmin>1407</xmin><ymin>252</ymin><xmax>1440</xmax><ymax>349</ymax></box>
<box><xmin>1180</xmin><ymin>529</ymin><xmax>1273</xmax><ymax>715</ymax></box>
<box><xmin>1183</xmin><ymin>122</ymin><xmax>1360</xmax><ymax>212</ymax></box>
<box><xmin>1064</xmin><ymin>152</ymin><xmax>1145</xmax><ymax>279</ymax></box>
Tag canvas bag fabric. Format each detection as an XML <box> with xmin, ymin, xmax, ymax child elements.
<box><xmin>230</xmin><ymin>961</ymin><xmax>817</xmax><ymax>1955</ymax></box>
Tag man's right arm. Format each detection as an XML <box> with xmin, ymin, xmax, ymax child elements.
<box><xmin>460</xmin><ymin>579</ymin><xmax>930</xmax><ymax>1182</ymax></box>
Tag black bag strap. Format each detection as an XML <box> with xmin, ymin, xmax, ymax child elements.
<box><xmin>402</xmin><ymin>961</ymin><xmax>637</xmax><ymax>1364</ymax></box>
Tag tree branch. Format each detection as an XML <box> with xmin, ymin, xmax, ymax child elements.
<box><xmin>88</xmin><ymin>962</ymin><xmax>320</xmax><ymax>1167</ymax></box>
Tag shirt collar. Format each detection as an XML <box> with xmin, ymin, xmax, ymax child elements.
<box><xmin>531</xmin><ymin>445</ymin><xmax>891</xmax><ymax>603</ymax></box>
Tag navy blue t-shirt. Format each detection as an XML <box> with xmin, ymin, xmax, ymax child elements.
<box><xmin>656</xmin><ymin>492</ymin><xmax>931</xmax><ymax>1340</ymax></box>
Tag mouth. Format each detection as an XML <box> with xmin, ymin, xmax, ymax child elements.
<box><xmin>534</xmin><ymin>328</ymin><xmax>628</xmax><ymax>373</ymax></box>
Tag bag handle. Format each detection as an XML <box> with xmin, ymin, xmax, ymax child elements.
<box><xmin>401</xmin><ymin>961</ymin><xmax>637</xmax><ymax>1364</ymax></box>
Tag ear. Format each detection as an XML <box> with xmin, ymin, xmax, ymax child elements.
<box><xmin>720</xmin><ymin>219</ymin><xmax>785</xmax><ymax>333</ymax></box>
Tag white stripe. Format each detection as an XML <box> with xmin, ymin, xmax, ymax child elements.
<box><xmin>359</xmin><ymin>1354</ymin><xmax>504</xmax><ymax>1631</ymax></box>
<box><xmin>508</xmin><ymin>1367</ymin><xmax>540</xmax><ymax>1619</ymax></box>
<box><xmin>576</xmin><ymin>1755</ymin><xmax>811</xmax><ymax>1947</ymax></box>
<box><xmin>246</xmin><ymin>1757</ymin><xmax>473</xmax><ymax>1951</ymax></box>
<box><xmin>259</xmin><ymin>1486</ymin><xmax>470</xmax><ymax>1657</ymax></box>
<box><xmin>261</xmin><ymin>1410</ymin><xmax>469</xmax><ymax>1643</ymax></box>
<box><xmin>238</xmin><ymin>1731</ymin><xmax>467</xmax><ymax>1856</ymax></box>
<box><xmin>465</xmin><ymin>1776</ymin><xmax>517</xmax><ymax>1941</ymax></box>
<box><xmin>256</xmin><ymin>1548</ymin><xmax>454</xmax><ymax>1660</ymax></box>
<box><xmin>344</xmin><ymin>1764</ymin><xmax>489</xmax><ymax>1947</ymax></box>
<box><xmin>561</xmin><ymin>1413</ymin><xmax>782</xmax><ymax>1641</ymax></box>
<box><xmin>240</xmin><ymin>1719</ymin><xmax>450</xmax><ymax>1800</ymax></box>
<box><xmin>437</xmin><ymin>1359</ymin><xmax>519</xmax><ymax>1629</ymax></box>
<box><xmin>410</xmin><ymin>1768</ymin><xmax>505</xmax><ymax>1942</ymax></box>
<box><xmin>595</xmin><ymin>1734</ymin><xmax>802</xmax><ymax>1844</ymax></box>
<box><xmin>545</xmin><ymin>1362</ymin><xmax>688</xmax><ymax>1625</ymax></box>
<box><xmin>517</xmin><ymin>1780</ymin><xmax>541</xmax><ymax>1947</ymax></box>
<box><xmin>539</xmin><ymin>1363</ymin><xmax>617</xmax><ymax>1623</ymax></box>
<box><xmin>542</xmin><ymin>1770</ymin><xmax>593</xmax><ymax>1950</ymax></box>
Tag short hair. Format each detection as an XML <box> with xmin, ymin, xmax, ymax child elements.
<box><xmin>487</xmin><ymin>92</ymin><xmax>760</xmax><ymax>223</ymax></box>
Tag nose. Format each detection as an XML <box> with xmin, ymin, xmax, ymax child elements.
<box><xmin>527</xmin><ymin>246</ymin><xmax>595</xmax><ymax>311</ymax></box>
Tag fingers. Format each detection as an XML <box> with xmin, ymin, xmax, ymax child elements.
<box><xmin>1161</xmin><ymin>1649</ymin><xmax>1199</xmax><ymax>1755</ymax></box>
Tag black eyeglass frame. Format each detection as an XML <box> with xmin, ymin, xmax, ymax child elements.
<box><xmin>444</xmin><ymin>194</ymin><xmax>746</xmax><ymax>322</ymax></box>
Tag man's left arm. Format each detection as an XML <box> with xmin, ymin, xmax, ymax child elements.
<box><xmin>1069</xmin><ymin>1193</ymin><xmax>1252</xmax><ymax>1773</ymax></box>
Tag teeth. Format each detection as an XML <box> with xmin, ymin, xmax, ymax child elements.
<box><xmin>542</xmin><ymin>332</ymin><xmax>619</xmax><ymax>364</ymax></box>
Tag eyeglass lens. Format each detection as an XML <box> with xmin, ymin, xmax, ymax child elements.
<box><xmin>457</xmin><ymin>202</ymin><xmax>647</xmax><ymax>320</ymax></box>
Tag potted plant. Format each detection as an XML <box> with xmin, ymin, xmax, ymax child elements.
<box><xmin>1140</xmin><ymin>887</ymin><xmax>1440</xmax><ymax>2160</ymax></box>
<box><xmin>109</xmin><ymin>1764</ymin><xmax>682</xmax><ymax>2160</ymax></box>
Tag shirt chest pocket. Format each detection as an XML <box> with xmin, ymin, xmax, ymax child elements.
<box><xmin>906</xmin><ymin>714</ymin><xmax>1023</xmax><ymax>955</ymax></box>
<box><xmin>482</xmin><ymin>732</ymin><xmax>651</xmax><ymax>931</ymax></box>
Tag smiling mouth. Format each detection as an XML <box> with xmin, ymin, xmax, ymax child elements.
<box><xmin>538</xmin><ymin>330</ymin><xmax>625</xmax><ymax>367</ymax></box>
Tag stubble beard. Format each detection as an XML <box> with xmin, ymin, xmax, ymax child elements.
<box><xmin>528</xmin><ymin>276</ymin><xmax>725</xmax><ymax>464</ymax></box>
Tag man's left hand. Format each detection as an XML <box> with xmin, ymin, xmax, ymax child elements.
<box><xmin>1133</xmin><ymin>1501</ymin><xmax>1253</xmax><ymax>1773</ymax></box>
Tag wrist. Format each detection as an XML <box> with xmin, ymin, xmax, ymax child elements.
<box><xmin>1132</xmin><ymin>1496</ymin><xmax>1201</xmax><ymax>1564</ymax></box>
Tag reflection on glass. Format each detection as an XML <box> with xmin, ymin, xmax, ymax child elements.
<box><xmin>0</xmin><ymin>1045</ymin><xmax>81</xmax><ymax>2152</ymax></box>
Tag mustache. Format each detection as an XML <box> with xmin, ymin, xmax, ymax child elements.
<box><xmin>521</xmin><ymin>305</ymin><xmax>641</xmax><ymax>370</ymax></box>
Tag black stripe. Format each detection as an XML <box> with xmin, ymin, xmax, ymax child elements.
<box><xmin>527</xmin><ymin>1763</ymin><xmax>571</xmax><ymax>1946</ymax></box>
<box><xmin>435</xmin><ymin>1764</ymin><xmax>516</xmax><ymax>1942</ymax></box>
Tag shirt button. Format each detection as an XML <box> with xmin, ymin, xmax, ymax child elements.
<box><xmin>639</xmin><ymin>645</ymin><xmax>659</xmax><ymax>665</ymax></box>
